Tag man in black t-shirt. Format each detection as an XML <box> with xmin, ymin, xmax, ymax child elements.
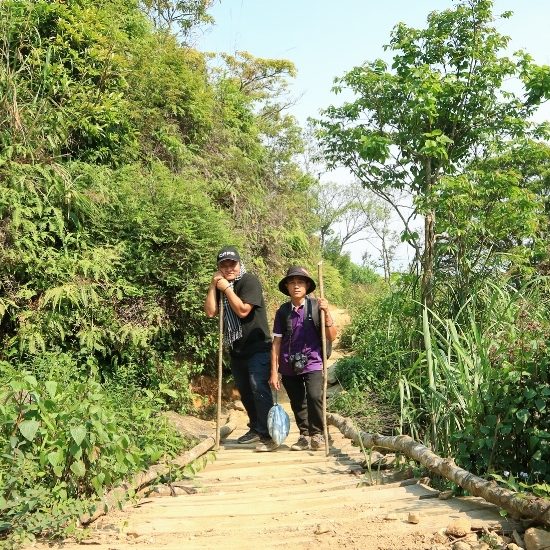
<box><xmin>204</xmin><ymin>246</ymin><xmax>277</xmax><ymax>452</ymax></box>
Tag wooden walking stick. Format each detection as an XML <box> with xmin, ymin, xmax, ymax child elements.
<box><xmin>317</xmin><ymin>261</ymin><xmax>330</xmax><ymax>457</ymax></box>
<box><xmin>215</xmin><ymin>293</ymin><xmax>224</xmax><ymax>451</ymax></box>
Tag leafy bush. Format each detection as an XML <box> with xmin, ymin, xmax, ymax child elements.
<box><xmin>342</xmin><ymin>274</ymin><xmax>550</xmax><ymax>489</ymax></box>
<box><xmin>333</xmin><ymin>356</ymin><xmax>380</xmax><ymax>392</ymax></box>
<box><xmin>400</xmin><ymin>280</ymin><xmax>550</xmax><ymax>483</ymax></box>
<box><xmin>0</xmin><ymin>158</ymin><xmax>234</xmax><ymax>383</ymax></box>
<box><xmin>448</xmin><ymin>282</ymin><xmax>550</xmax><ymax>481</ymax></box>
<box><xmin>0</xmin><ymin>360</ymin><xmax>187</xmax><ymax>545</ymax></box>
<box><xmin>338</xmin><ymin>282</ymin><xmax>417</xmax><ymax>402</ymax></box>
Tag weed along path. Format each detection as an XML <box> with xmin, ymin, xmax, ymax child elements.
<box><xmin>30</xmin><ymin>309</ymin><xmax>521</xmax><ymax>549</ymax></box>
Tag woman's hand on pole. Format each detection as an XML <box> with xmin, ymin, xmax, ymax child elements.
<box><xmin>318</xmin><ymin>298</ymin><xmax>329</xmax><ymax>312</ymax></box>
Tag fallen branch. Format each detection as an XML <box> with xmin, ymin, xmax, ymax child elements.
<box><xmin>81</xmin><ymin>410</ymin><xmax>238</xmax><ymax>525</ymax></box>
<box><xmin>327</xmin><ymin>412</ymin><xmax>550</xmax><ymax>527</ymax></box>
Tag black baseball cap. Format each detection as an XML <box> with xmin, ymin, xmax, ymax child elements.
<box><xmin>216</xmin><ymin>246</ymin><xmax>241</xmax><ymax>265</ymax></box>
<box><xmin>278</xmin><ymin>266</ymin><xmax>316</xmax><ymax>296</ymax></box>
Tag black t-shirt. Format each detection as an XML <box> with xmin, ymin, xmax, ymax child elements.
<box><xmin>222</xmin><ymin>272</ymin><xmax>271</xmax><ymax>358</ymax></box>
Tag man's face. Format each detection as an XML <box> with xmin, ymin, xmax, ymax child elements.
<box><xmin>286</xmin><ymin>276</ymin><xmax>309</xmax><ymax>299</ymax></box>
<box><xmin>218</xmin><ymin>260</ymin><xmax>240</xmax><ymax>281</ymax></box>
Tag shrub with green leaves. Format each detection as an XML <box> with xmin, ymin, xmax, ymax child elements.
<box><xmin>0</xmin><ymin>361</ymin><xmax>187</xmax><ymax>544</ymax></box>
<box><xmin>0</xmin><ymin>160</ymin><xmax>229</xmax><ymax>382</ymax></box>
<box><xmin>328</xmin><ymin>385</ymin><xmax>398</xmax><ymax>434</ymax></box>
<box><xmin>342</xmin><ymin>275</ymin><xmax>550</xmax><ymax>490</ymax></box>
<box><xmin>448</xmin><ymin>282</ymin><xmax>550</xmax><ymax>481</ymax></box>
<box><xmin>333</xmin><ymin>356</ymin><xmax>379</xmax><ymax>392</ymax></box>
<box><xmin>399</xmin><ymin>280</ymin><xmax>550</xmax><ymax>483</ymax></box>
<box><xmin>338</xmin><ymin>282</ymin><xmax>417</xmax><ymax>402</ymax></box>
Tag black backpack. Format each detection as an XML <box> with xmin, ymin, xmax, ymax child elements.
<box><xmin>279</xmin><ymin>297</ymin><xmax>332</xmax><ymax>359</ymax></box>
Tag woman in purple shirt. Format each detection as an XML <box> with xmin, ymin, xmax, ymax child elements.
<box><xmin>270</xmin><ymin>266</ymin><xmax>337</xmax><ymax>451</ymax></box>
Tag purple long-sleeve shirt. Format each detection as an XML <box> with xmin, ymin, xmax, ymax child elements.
<box><xmin>273</xmin><ymin>300</ymin><xmax>323</xmax><ymax>376</ymax></box>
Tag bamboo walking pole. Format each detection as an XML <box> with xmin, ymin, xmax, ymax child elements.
<box><xmin>215</xmin><ymin>293</ymin><xmax>224</xmax><ymax>450</ymax></box>
<box><xmin>317</xmin><ymin>261</ymin><xmax>330</xmax><ymax>456</ymax></box>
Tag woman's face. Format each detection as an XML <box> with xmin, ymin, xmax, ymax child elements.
<box><xmin>218</xmin><ymin>260</ymin><xmax>240</xmax><ymax>281</ymax></box>
<box><xmin>286</xmin><ymin>276</ymin><xmax>309</xmax><ymax>299</ymax></box>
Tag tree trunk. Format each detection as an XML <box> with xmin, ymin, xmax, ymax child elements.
<box><xmin>421</xmin><ymin>159</ymin><xmax>435</xmax><ymax>311</ymax></box>
<box><xmin>80</xmin><ymin>411</ymin><xmax>239</xmax><ymax>525</ymax></box>
<box><xmin>421</xmin><ymin>209</ymin><xmax>435</xmax><ymax>311</ymax></box>
<box><xmin>382</xmin><ymin>233</ymin><xmax>389</xmax><ymax>282</ymax></box>
<box><xmin>327</xmin><ymin>413</ymin><xmax>550</xmax><ymax>527</ymax></box>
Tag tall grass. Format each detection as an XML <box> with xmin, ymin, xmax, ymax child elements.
<box><xmin>400</xmin><ymin>278</ymin><xmax>549</xmax><ymax>479</ymax></box>
<box><xmin>400</xmin><ymin>307</ymin><xmax>489</xmax><ymax>456</ymax></box>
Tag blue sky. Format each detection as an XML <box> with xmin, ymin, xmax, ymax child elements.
<box><xmin>198</xmin><ymin>1</ymin><xmax>549</xmax><ymax>126</ymax></box>
<box><xmin>197</xmin><ymin>1</ymin><xmax>549</xmax><ymax>267</ymax></box>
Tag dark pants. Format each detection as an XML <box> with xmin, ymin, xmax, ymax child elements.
<box><xmin>282</xmin><ymin>370</ymin><xmax>323</xmax><ymax>437</ymax></box>
<box><xmin>230</xmin><ymin>351</ymin><xmax>273</xmax><ymax>438</ymax></box>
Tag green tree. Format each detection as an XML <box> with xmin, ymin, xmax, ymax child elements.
<box><xmin>436</xmin><ymin>139</ymin><xmax>550</xmax><ymax>309</ymax></box>
<box><xmin>203</xmin><ymin>51</ymin><xmax>320</xmax><ymax>271</ymax></box>
<box><xmin>316</xmin><ymin>0</ymin><xmax>550</xmax><ymax>309</ymax></box>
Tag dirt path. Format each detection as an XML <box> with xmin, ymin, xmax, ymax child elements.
<box><xmin>29</xmin><ymin>308</ymin><xmax>519</xmax><ymax>549</ymax></box>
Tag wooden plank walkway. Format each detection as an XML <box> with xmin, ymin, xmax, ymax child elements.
<box><xmin>32</xmin><ymin>398</ymin><xmax>520</xmax><ymax>550</ymax></box>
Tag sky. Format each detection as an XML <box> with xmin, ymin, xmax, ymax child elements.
<box><xmin>197</xmin><ymin>1</ymin><xmax>550</xmax><ymax>268</ymax></box>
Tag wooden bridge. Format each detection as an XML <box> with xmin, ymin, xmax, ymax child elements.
<box><xmin>37</xmin><ymin>400</ymin><xmax>519</xmax><ymax>550</ymax></box>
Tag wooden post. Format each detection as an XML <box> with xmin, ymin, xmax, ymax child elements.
<box><xmin>317</xmin><ymin>261</ymin><xmax>330</xmax><ymax>457</ymax></box>
<box><xmin>215</xmin><ymin>294</ymin><xmax>224</xmax><ymax>450</ymax></box>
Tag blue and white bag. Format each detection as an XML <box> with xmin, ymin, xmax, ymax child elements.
<box><xmin>267</xmin><ymin>394</ymin><xmax>290</xmax><ymax>446</ymax></box>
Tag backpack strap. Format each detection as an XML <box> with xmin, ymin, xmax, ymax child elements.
<box><xmin>279</xmin><ymin>301</ymin><xmax>296</xmax><ymax>359</ymax></box>
<box><xmin>309</xmin><ymin>297</ymin><xmax>320</xmax><ymax>331</ymax></box>
<box><xmin>279</xmin><ymin>301</ymin><xmax>293</xmax><ymax>336</ymax></box>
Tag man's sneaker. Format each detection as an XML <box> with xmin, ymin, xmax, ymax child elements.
<box><xmin>255</xmin><ymin>438</ymin><xmax>279</xmax><ymax>452</ymax></box>
<box><xmin>237</xmin><ymin>430</ymin><xmax>260</xmax><ymax>444</ymax></box>
<box><xmin>310</xmin><ymin>434</ymin><xmax>325</xmax><ymax>451</ymax></box>
<box><xmin>290</xmin><ymin>435</ymin><xmax>310</xmax><ymax>451</ymax></box>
